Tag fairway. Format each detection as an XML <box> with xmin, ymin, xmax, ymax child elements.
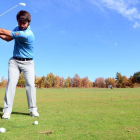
<box><xmin>0</xmin><ymin>88</ymin><xmax>140</xmax><ymax>140</ymax></box>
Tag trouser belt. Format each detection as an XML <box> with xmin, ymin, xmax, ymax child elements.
<box><xmin>13</xmin><ymin>57</ymin><xmax>33</xmax><ymax>61</ymax></box>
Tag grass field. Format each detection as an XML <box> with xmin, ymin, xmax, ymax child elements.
<box><xmin>0</xmin><ymin>88</ymin><xmax>140</xmax><ymax>140</ymax></box>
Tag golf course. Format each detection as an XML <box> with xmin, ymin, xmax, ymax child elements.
<box><xmin>0</xmin><ymin>88</ymin><xmax>140</xmax><ymax>140</ymax></box>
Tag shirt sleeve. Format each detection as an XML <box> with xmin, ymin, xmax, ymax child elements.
<box><xmin>11</xmin><ymin>31</ymin><xmax>28</xmax><ymax>42</ymax></box>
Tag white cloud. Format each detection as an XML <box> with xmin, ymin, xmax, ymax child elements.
<box><xmin>101</xmin><ymin>0</ymin><xmax>140</xmax><ymax>19</ymax></box>
<box><xmin>133</xmin><ymin>21</ymin><xmax>140</xmax><ymax>28</ymax></box>
<box><xmin>91</xmin><ymin>0</ymin><xmax>140</xmax><ymax>28</ymax></box>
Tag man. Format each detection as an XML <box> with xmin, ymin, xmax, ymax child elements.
<box><xmin>0</xmin><ymin>10</ymin><xmax>39</xmax><ymax>119</ymax></box>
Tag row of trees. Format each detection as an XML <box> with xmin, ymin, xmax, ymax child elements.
<box><xmin>35</xmin><ymin>73</ymin><xmax>93</xmax><ymax>88</ymax></box>
<box><xmin>94</xmin><ymin>72</ymin><xmax>140</xmax><ymax>88</ymax></box>
<box><xmin>0</xmin><ymin>72</ymin><xmax>140</xmax><ymax>88</ymax></box>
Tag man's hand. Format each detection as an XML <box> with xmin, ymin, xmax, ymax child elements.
<box><xmin>0</xmin><ymin>28</ymin><xmax>13</xmax><ymax>41</ymax></box>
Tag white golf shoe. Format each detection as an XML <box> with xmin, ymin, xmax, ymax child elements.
<box><xmin>30</xmin><ymin>112</ymin><xmax>39</xmax><ymax>117</ymax></box>
<box><xmin>2</xmin><ymin>113</ymin><xmax>10</xmax><ymax>119</ymax></box>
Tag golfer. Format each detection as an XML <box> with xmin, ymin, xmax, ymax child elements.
<box><xmin>0</xmin><ymin>10</ymin><xmax>39</xmax><ymax>119</ymax></box>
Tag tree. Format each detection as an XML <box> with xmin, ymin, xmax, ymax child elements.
<box><xmin>38</xmin><ymin>76</ymin><xmax>46</xmax><ymax>88</ymax></box>
<box><xmin>73</xmin><ymin>74</ymin><xmax>80</xmax><ymax>87</ymax></box>
<box><xmin>77</xmin><ymin>77</ymin><xmax>82</xmax><ymax>88</ymax></box>
<box><xmin>105</xmin><ymin>78</ymin><xmax>116</xmax><ymax>88</ymax></box>
<box><xmin>111</xmin><ymin>78</ymin><xmax>116</xmax><ymax>87</ymax></box>
<box><xmin>65</xmin><ymin>77</ymin><xmax>71</xmax><ymax>87</ymax></box>
<box><xmin>54</xmin><ymin>76</ymin><xmax>60</xmax><ymax>88</ymax></box>
<box><xmin>69</xmin><ymin>78</ymin><xmax>73</xmax><ymax>87</ymax></box>
<box><xmin>115</xmin><ymin>72</ymin><xmax>123</xmax><ymax>88</ymax></box>
<box><xmin>60</xmin><ymin>77</ymin><xmax>65</xmax><ymax>87</ymax></box>
<box><xmin>46</xmin><ymin>72</ymin><xmax>55</xmax><ymax>88</ymax></box>
<box><xmin>89</xmin><ymin>82</ymin><xmax>94</xmax><ymax>87</ymax></box>
<box><xmin>122</xmin><ymin>76</ymin><xmax>129</xmax><ymax>88</ymax></box>
<box><xmin>17</xmin><ymin>72</ymin><xmax>25</xmax><ymax>87</ymax></box>
<box><xmin>94</xmin><ymin>77</ymin><xmax>105</xmax><ymax>88</ymax></box>
<box><xmin>82</xmin><ymin>77</ymin><xmax>90</xmax><ymax>88</ymax></box>
<box><xmin>132</xmin><ymin>71</ymin><xmax>140</xmax><ymax>83</ymax></box>
<box><xmin>35</xmin><ymin>76</ymin><xmax>40</xmax><ymax>88</ymax></box>
<box><xmin>0</xmin><ymin>77</ymin><xmax>7</xmax><ymax>88</ymax></box>
<box><xmin>128</xmin><ymin>76</ymin><xmax>134</xmax><ymax>88</ymax></box>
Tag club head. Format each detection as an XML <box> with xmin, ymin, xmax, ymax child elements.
<box><xmin>19</xmin><ymin>3</ymin><xmax>26</xmax><ymax>6</ymax></box>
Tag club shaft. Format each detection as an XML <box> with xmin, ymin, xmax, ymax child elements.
<box><xmin>0</xmin><ymin>5</ymin><xmax>19</xmax><ymax>17</ymax></box>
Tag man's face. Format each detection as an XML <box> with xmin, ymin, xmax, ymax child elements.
<box><xmin>18</xmin><ymin>21</ymin><xmax>29</xmax><ymax>30</ymax></box>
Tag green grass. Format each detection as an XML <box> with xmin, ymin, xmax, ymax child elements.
<box><xmin>0</xmin><ymin>88</ymin><xmax>140</xmax><ymax>140</ymax></box>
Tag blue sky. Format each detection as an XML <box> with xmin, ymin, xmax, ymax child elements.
<box><xmin>0</xmin><ymin>0</ymin><xmax>140</xmax><ymax>82</ymax></box>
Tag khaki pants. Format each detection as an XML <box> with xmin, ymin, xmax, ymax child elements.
<box><xmin>3</xmin><ymin>57</ymin><xmax>37</xmax><ymax>114</ymax></box>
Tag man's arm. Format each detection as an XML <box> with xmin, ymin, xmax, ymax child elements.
<box><xmin>0</xmin><ymin>28</ymin><xmax>13</xmax><ymax>42</ymax></box>
<box><xmin>0</xmin><ymin>35</ymin><xmax>13</xmax><ymax>42</ymax></box>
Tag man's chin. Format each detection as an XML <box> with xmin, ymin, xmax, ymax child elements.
<box><xmin>19</xmin><ymin>27</ymin><xmax>27</xmax><ymax>30</ymax></box>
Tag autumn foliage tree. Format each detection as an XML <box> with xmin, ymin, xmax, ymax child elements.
<box><xmin>17</xmin><ymin>73</ymin><xmax>25</xmax><ymax>87</ymax></box>
<box><xmin>46</xmin><ymin>72</ymin><xmax>55</xmax><ymax>88</ymax></box>
<box><xmin>60</xmin><ymin>77</ymin><xmax>65</xmax><ymax>87</ymax></box>
<box><xmin>121</xmin><ymin>76</ymin><xmax>129</xmax><ymax>88</ymax></box>
<box><xmin>54</xmin><ymin>76</ymin><xmax>60</xmax><ymax>88</ymax></box>
<box><xmin>38</xmin><ymin>76</ymin><xmax>46</xmax><ymax>88</ymax></box>
<box><xmin>35</xmin><ymin>76</ymin><xmax>40</xmax><ymax>88</ymax></box>
<box><xmin>82</xmin><ymin>77</ymin><xmax>90</xmax><ymax>88</ymax></box>
<box><xmin>105</xmin><ymin>78</ymin><xmax>116</xmax><ymax>88</ymax></box>
<box><xmin>65</xmin><ymin>77</ymin><xmax>71</xmax><ymax>87</ymax></box>
<box><xmin>94</xmin><ymin>77</ymin><xmax>105</xmax><ymax>88</ymax></box>
<box><xmin>72</xmin><ymin>74</ymin><xmax>79</xmax><ymax>87</ymax></box>
<box><xmin>0</xmin><ymin>77</ymin><xmax>7</xmax><ymax>88</ymax></box>
<box><xmin>128</xmin><ymin>76</ymin><xmax>134</xmax><ymax>88</ymax></box>
<box><xmin>77</xmin><ymin>77</ymin><xmax>82</xmax><ymax>88</ymax></box>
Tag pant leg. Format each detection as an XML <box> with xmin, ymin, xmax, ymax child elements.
<box><xmin>21</xmin><ymin>60</ymin><xmax>37</xmax><ymax>112</ymax></box>
<box><xmin>3</xmin><ymin>58</ymin><xmax>20</xmax><ymax>114</ymax></box>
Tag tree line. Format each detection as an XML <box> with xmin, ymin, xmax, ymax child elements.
<box><xmin>0</xmin><ymin>72</ymin><xmax>140</xmax><ymax>88</ymax></box>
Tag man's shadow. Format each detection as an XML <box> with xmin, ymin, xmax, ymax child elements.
<box><xmin>0</xmin><ymin>107</ymin><xmax>29</xmax><ymax>117</ymax></box>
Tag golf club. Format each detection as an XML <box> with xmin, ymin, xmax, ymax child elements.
<box><xmin>0</xmin><ymin>3</ymin><xmax>26</xmax><ymax>17</ymax></box>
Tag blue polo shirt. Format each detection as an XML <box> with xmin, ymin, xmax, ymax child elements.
<box><xmin>11</xmin><ymin>25</ymin><xmax>35</xmax><ymax>58</ymax></box>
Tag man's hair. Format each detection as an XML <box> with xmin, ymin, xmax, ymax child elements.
<box><xmin>17</xmin><ymin>10</ymin><xmax>31</xmax><ymax>23</ymax></box>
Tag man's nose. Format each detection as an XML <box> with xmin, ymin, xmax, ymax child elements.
<box><xmin>21</xmin><ymin>24</ymin><xmax>24</xmax><ymax>27</ymax></box>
